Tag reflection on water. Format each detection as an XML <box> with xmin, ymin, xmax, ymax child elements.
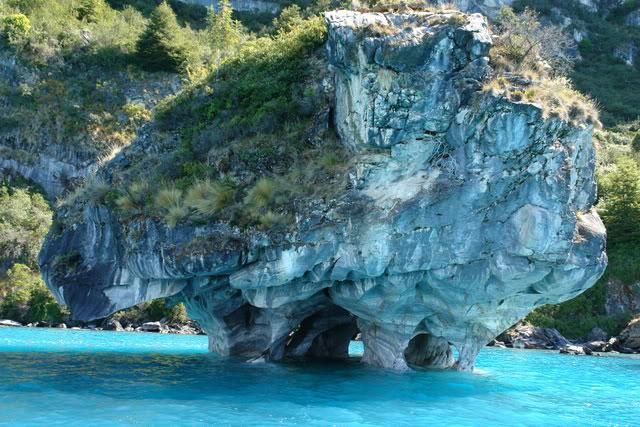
<box><xmin>0</xmin><ymin>328</ymin><xmax>639</xmax><ymax>426</ymax></box>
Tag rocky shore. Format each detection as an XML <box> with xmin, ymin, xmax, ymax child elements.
<box><xmin>3</xmin><ymin>316</ymin><xmax>639</xmax><ymax>358</ymax></box>
<box><xmin>0</xmin><ymin>318</ymin><xmax>204</xmax><ymax>335</ymax></box>
<box><xmin>490</xmin><ymin>317</ymin><xmax>640</xmax><ymax>356</ymax></box>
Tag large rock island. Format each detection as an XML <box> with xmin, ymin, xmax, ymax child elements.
<box><xmin>39</xmin><ymin>9</ymin><xmax>607</xmax><ymax>371</ymax></box>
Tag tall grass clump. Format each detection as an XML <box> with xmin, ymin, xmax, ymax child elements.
<box><xmin>184</xmin><ymin>179</ymin><xmax>234</xmax><ymax>218</ymax></box>
<box><xmin>115</xmin><ymin>181</ymin><xmax>150</xmax><ymax>216</ymax></box>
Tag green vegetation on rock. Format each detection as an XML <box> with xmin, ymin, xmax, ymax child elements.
<box><xmin>514</xmin><ymin>0</ymin><xmax>640</xmax><ymax>126</ymax></box>
<box><xmin>113</xmin><ymin>15</ymin><xmax>349</xmax><ymax>232</ymax></box>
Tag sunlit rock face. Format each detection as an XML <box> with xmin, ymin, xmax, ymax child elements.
<box><xmin>429</xmin><ymin>0</ymin><xmax>513</xmax><ymax>18</ymax></box>
<box><xmin>184</xmin><ymin>0</ymin><xmax>281</xmax><ymax>14</ymax></box>
<box><xmin>40</xmin><ymin>10</ymin><xmax>606</xmax><ymax>371</ymax></box>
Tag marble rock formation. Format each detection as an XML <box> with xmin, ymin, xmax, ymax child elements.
<box><xmin>40</xmin><ymin>10</ymin><xmax>606</xmax><ymax>371</ymax></box>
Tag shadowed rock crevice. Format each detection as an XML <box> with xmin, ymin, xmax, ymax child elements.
<box><xmin>285</xmin><ymin>306</ymin><xmax>358</xmax><ymax>360</ymax></box>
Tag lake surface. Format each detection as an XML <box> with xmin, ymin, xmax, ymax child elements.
<box><xmin>0</xmin><ymin>328</ymin><xmax>639</xmax><ymax>426</ymax></box>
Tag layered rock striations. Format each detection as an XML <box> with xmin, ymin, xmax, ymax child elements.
<box><xmin>40</xmin><ymin>10</ymin><xmax>606</xmax><ymax>371</ymax></box>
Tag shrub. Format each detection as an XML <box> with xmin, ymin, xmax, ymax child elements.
<box><xmin>154</xmin><ymin>187</ymin><xmax>183</xmax><ymax>211</ymax></box>
<box><xmin>154</xmin><ymin>186</ymin><xmax>192</xmax><ymax>227</ymax></box>
<box><xmin>115</xmin><ymin>181</ymin><xmax>150</xmax><ymax>215</ymax></box>
<box><xmin>164</xmin><ymin>204</ymin><xmax>189</xmax><ymax>228</ymax></box>
<box><xmin>122</xmin><ymin>102</ymin><xmax>151</xmax><ymax>124</ymax></box>
<box><xmin>167</xmin><ymin>302</ymin><xmax>188</xmax><ymax>324</ymax></box>
<box><xmin>25</xmin><ymin>283</ymin><xmax>64</xmax><ymax>323</ymax></box>
<box><xmin>258</xmin><ymin>210</ymin><xmax>284</xmax><ymax>228</ymax></box>
<box><xmin>135</xmin><ymin>1</ymin><xmax>191</xmax><ymax>72</ymax></box>
<box><xmin>244</xmin><ymin>178</ymin><xmax>276</xmax><ymax>209</ymax></box>
<box><xmin>578</xmin><ymin>38</ymin><xmax>593</xmax><ymax>54</ymax></box>
<box><xmin>484</xmin><ymin>76</ymin><xmax>599</xmax><ymax>127</ymax></box>
<box><xmin>0</xmin><ymin>264</ymin><xmax>33</xmax><ymax>321</ymax></box>
<box><xmin>85</xmin><ymin>177</ymin><xmax>111</xmax><ymax>205</ymax></box>
<box><xmin>492</xmin><ymin>7</ymin><xmax>575</xmax><ymax>76</ymax></box>
<box><xmin>112</xmin><ymin>298</ymin><xmax>189</xmax><ymax>324</ymax></box>
<box><xmin>1</xmin><ymin>13</ymin><xmax>31</xmax><ymax>44</ymax></box>
<box><xmin>184</xmin><ymin>179</ymin><xmax>234</xmax><ymax>218</ymax></box>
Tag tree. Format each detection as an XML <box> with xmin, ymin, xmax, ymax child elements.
<box><xmin>135</xmin><ymin>1</ymin><xmax>189</xmax><ymax>72</ymax></box>
<box><xmin>0</xmin><ymin>185</ymin><xmax>52</xmax><ymax>270</ymax></box>
<box><xmin>599</xmin><ymin>156</ymin><xmax>640</xmax><ymax>245</ymax></box>
<box><xmin>273</xmin><ymin>5</ymin><xmax>304</xmax><ymax>35</ymax></box>
<box><xmin>0</xmin><ymin>263</ymin><xmax>65</xmax><ymax>323</ymax></box>
<box><xmin>206</xmin><ymin>0</ymin><xmax>242</xmax><ymax>57</ymax></box>
<box><xmin>493</xmin><ymin>7</ymin><xmax>575</xmax><ymax>76</ymax></box>
<box><xmin>77</xmin><ymin>0</ymin><xmax>106</xmax><ymax>23</ymax></box>
<box><xmin>25</xmin><ymin>283</ymin><xmax>64</xmax><ymax>323</ymax></box>
<box><xmin>0</xmin><ymin>264</ymin><xmax>38</xmax><ymax>322</ymax></box>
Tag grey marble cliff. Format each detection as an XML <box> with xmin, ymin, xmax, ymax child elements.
<box><xmin>183</xmin><ymin>0</ymin><xmax>281</xmax><ymax>14</ymax></box>
<box><xmin>40</xmin><ymin>10</ymin><xmax>607</xmax><ymax>371</ymax></box>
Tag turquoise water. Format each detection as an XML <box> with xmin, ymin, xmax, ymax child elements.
<box><xmin>0</xmin><ymin>328</ymin><xmax>639</xmax><ymax>426</ymax></box>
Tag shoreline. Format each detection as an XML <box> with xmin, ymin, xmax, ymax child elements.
<box><xmin>0</xmin><ymin>319</ymin><xmax>204</xmax><ymax>336</ymax></box>
<box><xmin>2</xmin><ymin>321</ymin><xmax>639</xmax><ymax>358</ymax></box>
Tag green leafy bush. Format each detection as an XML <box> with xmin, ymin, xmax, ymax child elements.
<box><xmin>1</xmin><ymin>13</ymin><xmax>31</xmax><ymax>43</ymax></box>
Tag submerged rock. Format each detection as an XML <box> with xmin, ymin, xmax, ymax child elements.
<box><xmin>40</xmin><ymin>10</ymin><xmax>606</xmax><ymax>371</ymax></box>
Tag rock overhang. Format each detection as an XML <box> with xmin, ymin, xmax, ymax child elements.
<box><xmin>39</xmin><ymin>9</ymin><xmax>607</xmax><ymax>371</ymax></box>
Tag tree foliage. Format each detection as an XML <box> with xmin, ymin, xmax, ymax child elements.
<box><xmin>599</xmin><ymin>156</ymin><xmax>640</xmax><ymax>245</ymax></box>
<box><xmin>0</xmin><ymin>185</ymin><xmax>52</xmax><ymax>271</ymax></box>
<box><xmin>0</xmin><ymin>264</ymin><xmax>64</xmax><ymax>323</ymax></box>
<box><xmin>135</xmin><ymin>1</ymin><xmax>190</xmax><ymax>72</ymax></box>
<box><xmin>206</xmin><ymin>0</ymin><xmax>243</xmax><ymax>61</ymax></box>
<box><xmin>76</xmin><ymin>0</ymin><xmax>107</xmax><ymax>23</ymax></box>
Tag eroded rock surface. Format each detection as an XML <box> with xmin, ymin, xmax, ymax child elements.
<box><xmin>40</xmin><ymin>10</ymin><xmax>606</xmax><ymax>371</ymax></box>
